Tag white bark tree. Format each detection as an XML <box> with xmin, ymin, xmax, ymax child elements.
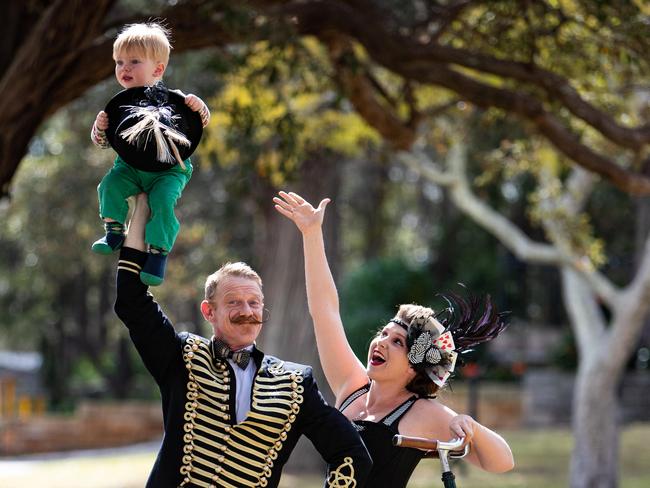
<box><xmin>399</xmin><ymin>141</ymin><xmax>650</xmax><ymax>488</ymax></box>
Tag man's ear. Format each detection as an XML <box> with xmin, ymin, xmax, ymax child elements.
<box><xmin>200</xmin><ymin>300</ymin><xmax>214</xmax><ymax>321</ymax></box>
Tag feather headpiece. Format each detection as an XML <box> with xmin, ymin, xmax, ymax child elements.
<box><xmin>393</xmin><ymin>291</ymin><xmax>508</xmax><ymax>387</ymax></box>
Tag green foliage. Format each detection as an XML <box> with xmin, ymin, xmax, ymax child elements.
<box><xmin>340</xmin><ymin>257</ymin><xmax>437</xmax><ymax>361</ymax></box>
<box><xmin>201</xmin><ymin>39</ymin><xmax>381</xmax><ymax>189</ymax></box>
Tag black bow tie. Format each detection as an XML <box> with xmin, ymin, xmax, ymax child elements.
<box><xmin>212</xmin><ymin>338</ymin><xmax>252</xmax><ymax>370</ymax></box>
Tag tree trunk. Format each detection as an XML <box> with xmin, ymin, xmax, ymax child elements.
<box><xmin>635</xmin><ymin>196</ymin><xmax>650</xmax><ymax>346</ymax></box>
<box><xmin>256</xmin><ymin>154</ymin><xmax>341</xmax><ymax>473</ymax></box>
<box><xmin>561</xmin><ymin>268</ymin><xmax>622</xmax><ymax>488</ymax></box>
<box><xmin>570</xmin><ymin>359</ymin><xmax>620</xmax><ymax>488</ymax></box>
<box><xmin>352</xmin><ymin>152</ymin><xmax>389</xmax><ymax>260</ymax></box>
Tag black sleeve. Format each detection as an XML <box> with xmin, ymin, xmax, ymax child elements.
<box><xmin>299</xmin><ymin>369</ymin><xmax>372</xmax><ymax>487</ymax></box>
<box><xmin>114</xmin><ymin>247</ymin><xmax>180</xmax><ymax>384</ymax></box>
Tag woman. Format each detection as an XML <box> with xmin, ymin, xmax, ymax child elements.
<box><xmin>274</xmin><ymin>191</ymin><xmax>514</xmax><ymax>487</ymax></box>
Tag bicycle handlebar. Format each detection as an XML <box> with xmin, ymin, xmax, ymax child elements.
<box><xmin>392</xmin><ymin>435</ymin><xmax>469</xmax><ymax>458</ymax></box>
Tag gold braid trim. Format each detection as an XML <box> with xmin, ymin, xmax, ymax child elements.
<box><xmin>179</xmin><ymin>336</ymin><xmax>307</xmax><ymax>487</ymax></box>
<box><xmin>327</xmin><ymin>457</ymin><xmax>356</xmax><ymax>488</ymax></box>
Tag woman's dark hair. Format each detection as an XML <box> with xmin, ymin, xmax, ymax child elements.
<box><xmin>406</xmin><ymin>370</ymin><xmax>440</xmax><ymax>397</ymax></box>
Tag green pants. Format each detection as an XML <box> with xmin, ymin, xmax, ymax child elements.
<box><xmin>97</xmin><ymin>156</ymin><xmax>192</xmax><ymax>251</ymax></box>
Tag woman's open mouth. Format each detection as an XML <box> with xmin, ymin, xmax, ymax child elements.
<box><xmin>370</xmin><ymin>350</ymin><xmax>385</xmax><ymax>366</ymax></box>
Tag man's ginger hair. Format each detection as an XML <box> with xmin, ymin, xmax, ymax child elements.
<box><xmin>113</xmin><ymin>22</ymin><xmax>171</xmax><ymax>65</ymax></box>
<box><xmin>205</xmin><ymin>262</ymin><xmax>263</xmax><ymax>301</ymax></box>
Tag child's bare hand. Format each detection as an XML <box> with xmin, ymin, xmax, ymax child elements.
<box><xmin>95</xmin><ymin>111</ymin><xmax>109</xmax><ymax>131</ymax></box>
<box><xmin>184</xmin><ymin>94</ymin><xmax>204</xmax><ymax>112</ymax></box>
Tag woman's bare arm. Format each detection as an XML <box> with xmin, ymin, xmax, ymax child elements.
<box><xmin>274</xmin><ymin>191</ymin><xmax>368</xmax><ymax>402</ymax></box>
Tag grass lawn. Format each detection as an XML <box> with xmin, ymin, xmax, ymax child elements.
<box><xmin>2</xmin><ymin>423</ymin><xmax>648</xmax><ymax>487</ymax></box>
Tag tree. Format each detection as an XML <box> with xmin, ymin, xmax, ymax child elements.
<box><xmin>1</xmin><ymin>1</ymin><xmax>649</xmax><ymax>196</ymax></box>
<box><xmin>399</xmin><ymin>128</ymin><xmax>648</xmax><ymax>487</ymax></box>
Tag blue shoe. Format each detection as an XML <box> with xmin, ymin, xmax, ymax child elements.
<box><xmin>140</xmin><ymin>251</ymin><xmax>168</xmax><ymax>286</ymax></box>
<box><xmin>91</xmin><ymin>232</ymin><xmax>125</xmax><ymax>254</ymax></box>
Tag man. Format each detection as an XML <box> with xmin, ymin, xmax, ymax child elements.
<box><xmin>114</xmin><ymin>194</ymin><xmax>371</xmax><ymax>488</ymax></box>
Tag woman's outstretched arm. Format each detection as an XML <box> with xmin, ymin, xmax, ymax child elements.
<box><xmin>274</xmin><ymin>191</ymin><xmax>368</xmax><ymax>403</ymax></box>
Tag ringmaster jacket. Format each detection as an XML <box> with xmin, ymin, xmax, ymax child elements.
<box><xmin>114</xmin><ymin>247</ymin><xmax>371</xmax><ymax>488</ymax></box>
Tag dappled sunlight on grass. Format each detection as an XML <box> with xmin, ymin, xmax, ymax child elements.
<box><xmin>1</xmin><ymin>449</ymin><xmax>158</xmax><ymax>488</ymax></box>
<box><xmin>1</xmin><ymin>424</ymin><xmax>648</xmax><ymax>487</ymax></box>
<box><xmin>410</xmin><ymin>423</ymin><xmax>650</xmax><ymax>488</ymax></box>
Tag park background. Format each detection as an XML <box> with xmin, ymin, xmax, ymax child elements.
<box><xmin>0</xmin><ymin>1</ymin><xmax>649</xmax><ymax>487</ymax></box>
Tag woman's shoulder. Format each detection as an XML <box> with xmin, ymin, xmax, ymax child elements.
<box><xmin>410</xmin><ymin>396</ymin><xmax>455</xmax><ymax>415</ymax></box>
<box><xmin>399</xmin><ymin>397</ymin><xmax>458</xmax><ymax>438</ymax></box>
<box><xmin>335</xmin><ymin>379</ymin><xmax>371</xmax><ymax>409</ymax></box>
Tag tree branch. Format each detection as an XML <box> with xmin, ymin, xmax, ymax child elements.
<box><xmin>269</xmin><ymin>0</ymin><xmax>650</xmax><ymax>194</ymax></box>
<box><xmin>399</xmin><ymin>146</ymin><xmax>562</xmax><ymax>264</ymax></box>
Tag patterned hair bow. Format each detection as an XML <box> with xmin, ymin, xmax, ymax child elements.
<box><xmin>402</xmin><ymin>312</ymin><xmax>459</xmax><ymax>387</ymax></box>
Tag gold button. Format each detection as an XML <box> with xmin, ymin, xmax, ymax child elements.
<box><xmin>223</xmin><ymin>435</ymin><xmax>230</xmax><ymax>442</ymax></box>
<box><xmin>187</xmin><ymin>352</ymin><xmax>194</xmax><ymax>359</ymax></box>
<box><xmin>291</xmin><ymin>382</ymin><xmax>297</xmax><ymax>388</ymax></box>
<box><xmin>289</xmin><ymin>414</ymin><xmax>296</xmax><ymax>421</ymax></box>
<box><xmin>186</xmin><ymin>363</ymin><xmax>192</xmax><ymax>369</ymax></box>
<box><xmin>224</xmin><ymin>426</ymin><xmax>231</xmax><ymax>433</ymax></box>
<box><xmin>275</xmin><ymin>441</ymin><xmax>282</xmax><ymax>449</ymax></box>
<box><xmin>291</xmin><ymin>392</ymin><xmax>297</xmax><ymax>399</ymax></box>
<box><xmin>192</xmin><ymin>344</ymin><xmax>199</xmax><ymax>351</ymax></box>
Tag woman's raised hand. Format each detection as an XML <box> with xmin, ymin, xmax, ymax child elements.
<box><xmin>273</xmin><ymin>191</ymin><xmax>330</xmax><ymax>234</ymax></box>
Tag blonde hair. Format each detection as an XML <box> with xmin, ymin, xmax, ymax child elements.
<box><xmin>395</xmin><ymin>303</ymin><xmax>436</xmax><ymax>325</ymax></box>
<box><xmin>205</xmin><ymin>262</ymin><xmax>263</xmax><ymax>301</ymax></box>
<box><xmin>113</xmin><ymin>22</ymin><xmax>171</xmax><ymax>65</ymax></box>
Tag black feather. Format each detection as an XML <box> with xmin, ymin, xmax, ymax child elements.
<box><xmin>435</xmin><ymin>291</ymin><xmax>508</xmax><ymax>352</ymax></box>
